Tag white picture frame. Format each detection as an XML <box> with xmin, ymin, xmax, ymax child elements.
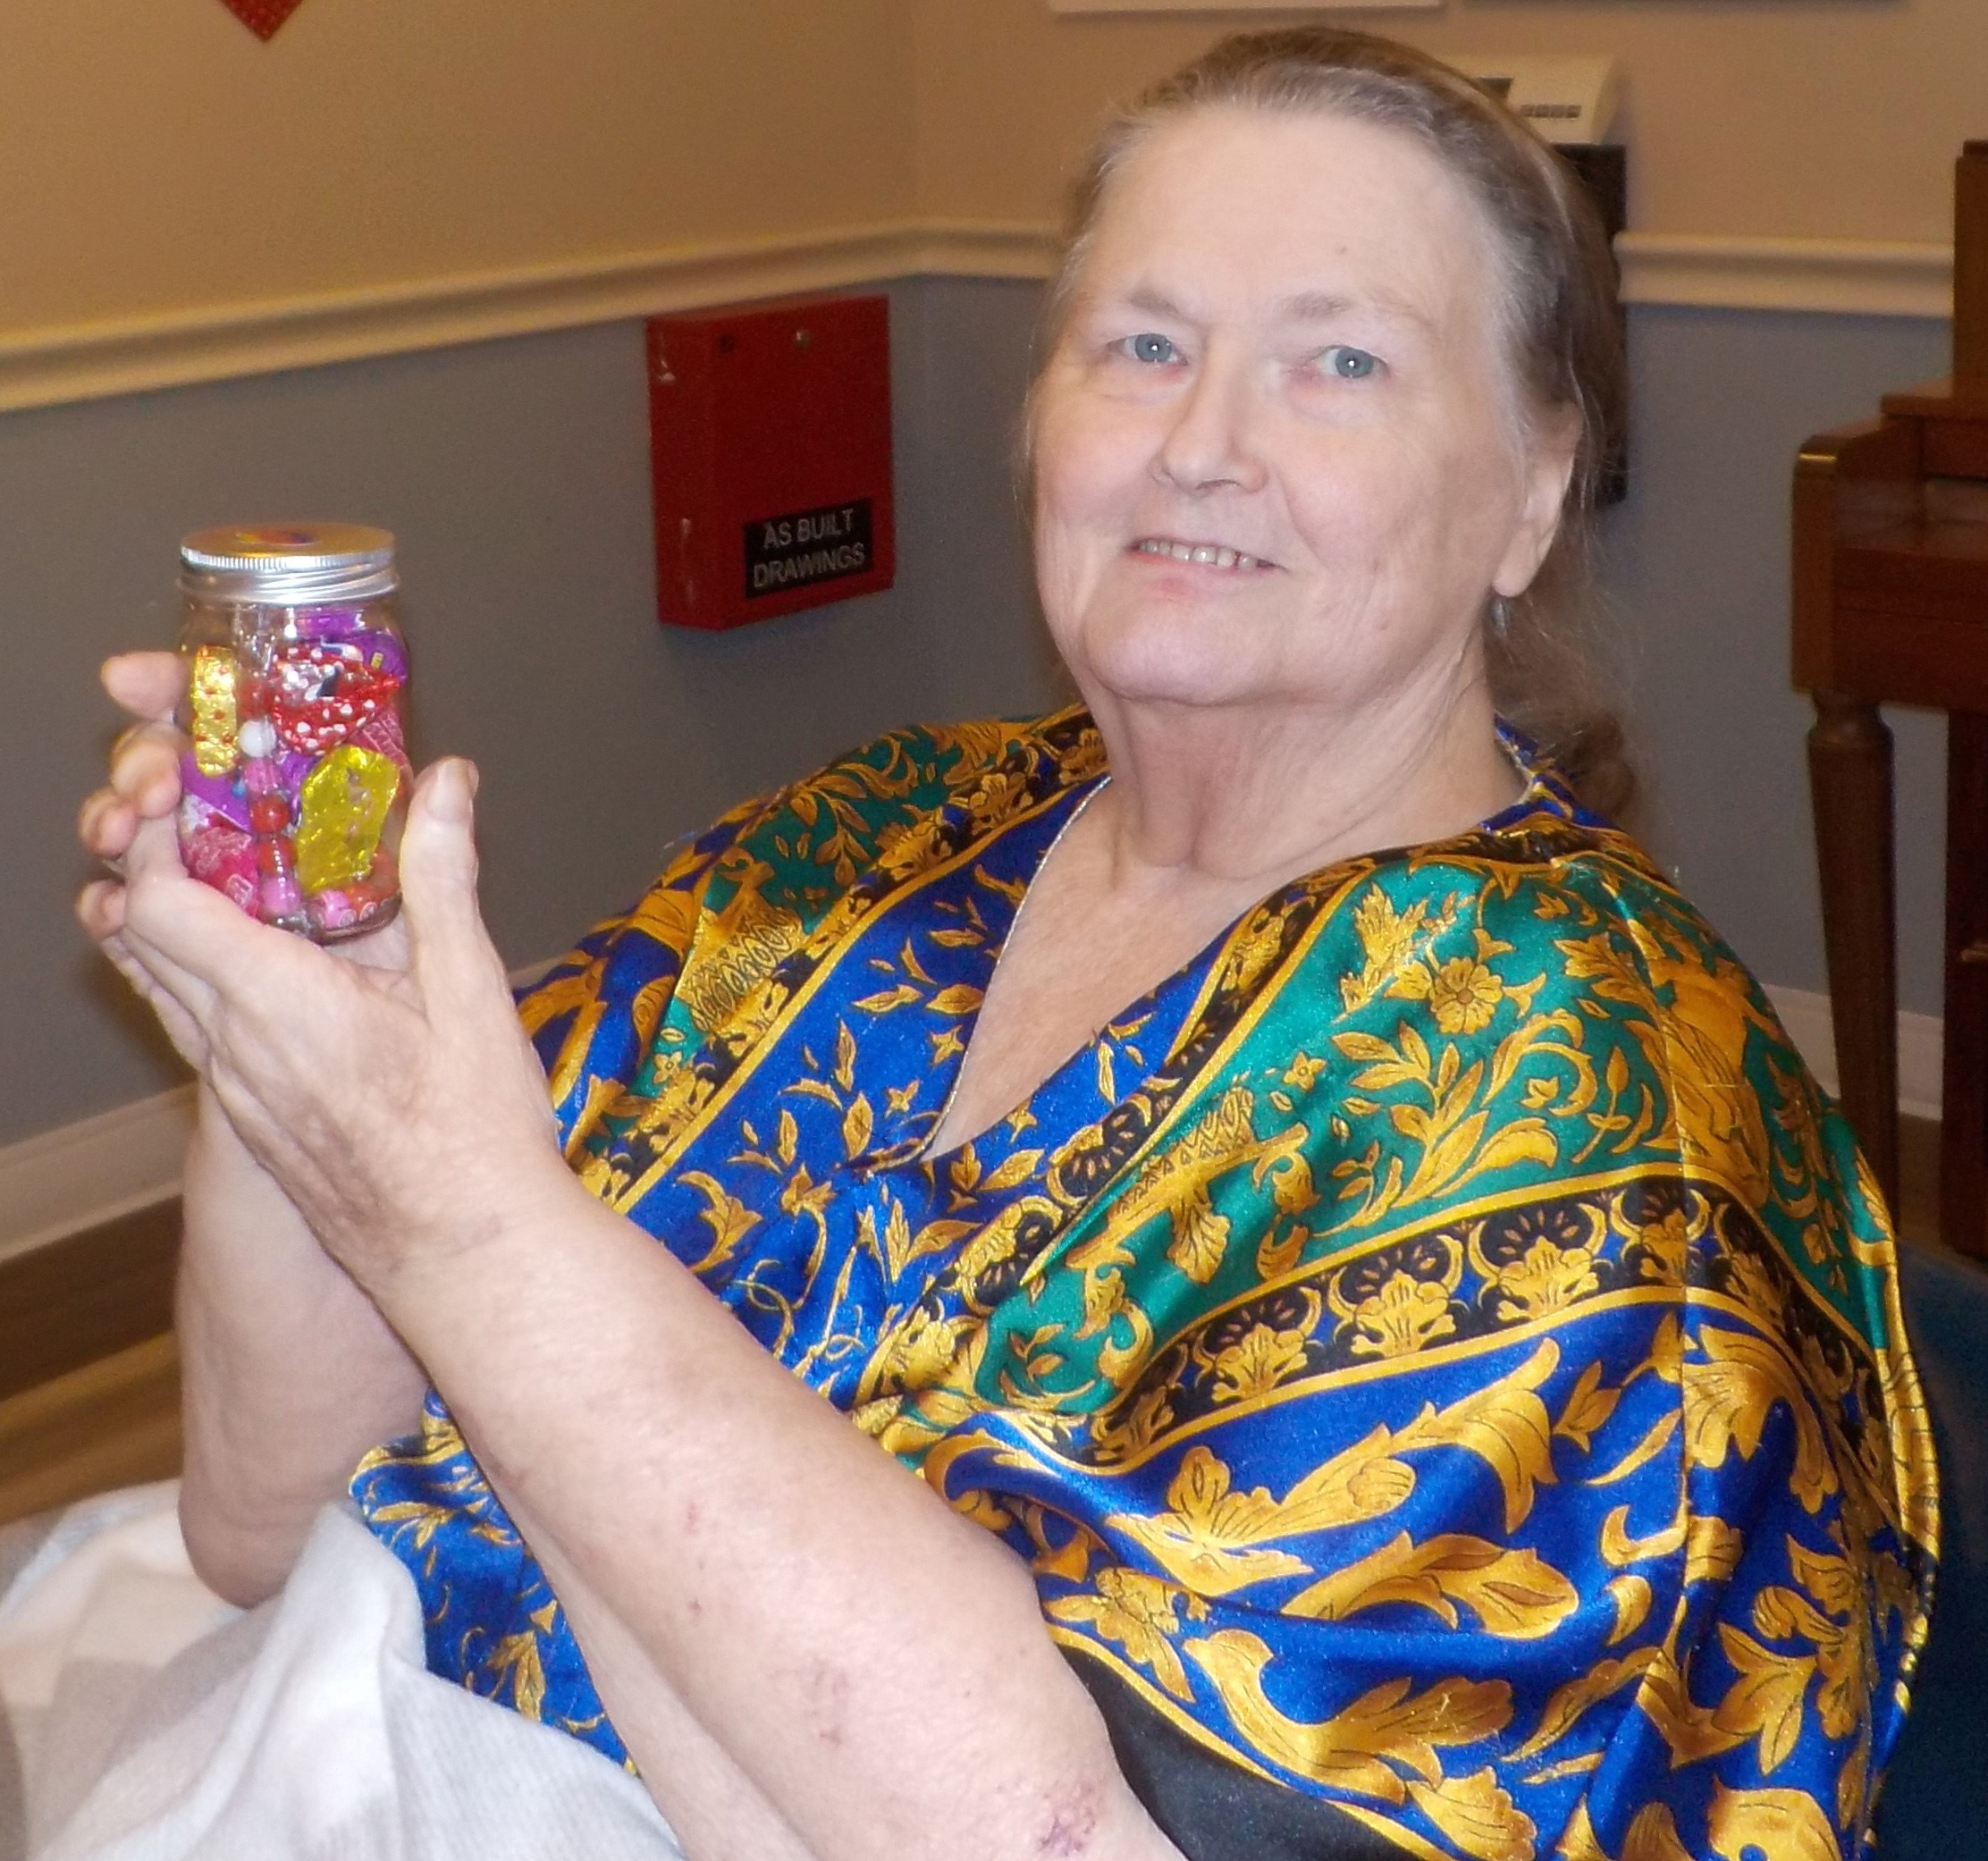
<box><xmin>1049</xmin><ymin>2</ymin><xmax>1442</xmax><ymax>13</ymax></box>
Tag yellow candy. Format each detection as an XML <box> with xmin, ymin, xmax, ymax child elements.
<box><xmin>295</xmin><ymin>745</ymin><xmax>400</xmax><ymax>894</ymax></box>
<box><xmin>189</xmin><ymin>645</ymin><xmax>240</xmax><ymax>777</ymax></box>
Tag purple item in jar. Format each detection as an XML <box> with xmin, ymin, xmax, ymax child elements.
<box><xmin>179</xmin><ymin>754</ymin><xmax>253</xmax><ymax>832</ymax></box>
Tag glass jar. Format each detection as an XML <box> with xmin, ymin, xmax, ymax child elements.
<box><xmin>174</xmin><ymin>523</ymin><xmax>410</xmax><ymax>942</ymax></box>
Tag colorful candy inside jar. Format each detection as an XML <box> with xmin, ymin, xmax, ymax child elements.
<box><xmin>174</xmin><ymin>525</ymin><xmax>410</xmax><ymax>943</ymax></box>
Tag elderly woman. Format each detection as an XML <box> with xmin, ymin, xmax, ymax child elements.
<box><xmin>75</xmin><ymin>28</ymin><xmax>1933</xmax><ymax>1861</ymax></box>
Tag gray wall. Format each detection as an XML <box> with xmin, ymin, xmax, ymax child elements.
<box><xmin>1608</xmin><ymin>306</ymin><xmax>1950</xmax><ymax>1020</ymax></box>
<box><xmin>0</xmin><ymin>277</ymin><xmax>1955</xmax><ymax>1149</ymax></box>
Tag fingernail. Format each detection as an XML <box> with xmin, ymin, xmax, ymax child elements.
<box><xmin>430</xmin><ymin>759</ymin><xmax>474</xmax><ymax>822</ymax></box>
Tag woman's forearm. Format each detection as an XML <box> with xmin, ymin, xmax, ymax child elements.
<box><xmin>523</xmin><ymin>1559</ymin><xmax>824</xmax><ymax>1861</ymax></box>
<box><xmin>176</xmin><ymin>1086</ymin><xmax>428</xmax><ymax>1604</ymax></box>
<box><xmin>377</xmin><ymin>1177</ymin><xmax>1175</xmax><ymax>1861</ymax></box>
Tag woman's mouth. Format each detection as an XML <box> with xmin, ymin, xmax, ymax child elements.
<box><xmin>1131</xmin><ymin>536</ymin><xmax>1270</xmax><ymax>572</ymax></box>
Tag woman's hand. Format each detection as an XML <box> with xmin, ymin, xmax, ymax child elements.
<box><xmin>78</xmin><ymin>651</ymin><xmax>565</xmax><ymax>1293</ymax></box>
<box><xmin>139</xmin><ymin>761</ymin><xmax>560</xmax><ymax>1290</ymax></box>
<box><xmin>77</xmin><ymin>652</ymin><xmax>410</xmax><ymax>1067</ymax></box>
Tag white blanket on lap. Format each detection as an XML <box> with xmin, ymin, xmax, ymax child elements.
<box><xmin>0</xmin><ymin>1485</ymin><xmax>683</xmax><ymax>1861</ymax></box>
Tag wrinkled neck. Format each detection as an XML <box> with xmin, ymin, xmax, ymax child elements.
<box><xmin>1074</xmin><ymin>666</ymin><xmax>1518</xmax><ymax>898</ymax></box>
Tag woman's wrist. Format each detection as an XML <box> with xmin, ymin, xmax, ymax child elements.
<box><xmin>183</xmin><ymin>1078</ymin><xmax>316</xmax><ymax>1247</ymax></box>
<box><xmin>355</xmin><ymin>1142</ymin><xmax>589</xmax><ymax>1327</ymax></box>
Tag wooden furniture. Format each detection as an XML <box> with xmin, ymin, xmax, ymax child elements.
<box><xmin>0</xmin><ymin>1336</ymin><xmax>181</xmax><ymax>1529</ymax></box>
<box><xmin>0</xmin><ymin>1196</ymin><xmax>181</xmax><ymax>1524</ymax></box>
<box><xmin>1794</xmin><ymin>141</ymin><xmax>1988</xmax><ymax>1257</ymax></box>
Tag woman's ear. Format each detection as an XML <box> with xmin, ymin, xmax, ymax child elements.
<box><xmin>1493</xmin><ymin>406</ymin><xmax>1581</xmax><ymax>600</ymax></box>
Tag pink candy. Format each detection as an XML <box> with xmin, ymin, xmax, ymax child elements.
<box><xmin>259</xmin><ymin>875</ymin><xmax>305</xmax><ymax>918</ymax></box>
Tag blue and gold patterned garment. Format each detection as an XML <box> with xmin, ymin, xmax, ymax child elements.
<box><xmin>354</xmin><ymin>707</ymin><xmax>1938</xmax><ymax>1861</ymax></box>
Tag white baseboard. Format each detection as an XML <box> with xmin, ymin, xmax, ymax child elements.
<box><xmin>1764</xmin><ymin>985</ymin><xmax>1944</xmax><ymax>1124</ymax></box>
<box><xmin>0</xmin><ymin>1084</ymin><xmax>195</xmax><ymax>1268</ymax></box>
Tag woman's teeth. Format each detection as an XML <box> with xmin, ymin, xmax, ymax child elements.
<box><xmin>1133</xmin><ymin>538</ymin><xmax>1263</xmax><ymax>571</ymax></box>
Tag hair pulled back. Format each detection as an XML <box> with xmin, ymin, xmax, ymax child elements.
<box><xmin>1034</xmin><ymin>27</ymin><xmax>1633</xmax><ymax>818</ymax></box>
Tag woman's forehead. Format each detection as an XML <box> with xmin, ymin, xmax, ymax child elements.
<box><xmin>1080</xmin><ymin>105</ymin><xmax>1499</xmax><ymax>329</ymax></box>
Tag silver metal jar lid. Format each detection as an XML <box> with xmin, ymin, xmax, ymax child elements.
<box><xmin>179</xmin><ymin>523</ymin><xmax>399</xmax><ymax>605</ymax></box>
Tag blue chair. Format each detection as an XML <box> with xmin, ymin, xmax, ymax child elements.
<box><xmin>1874</xmin><ymin>1243</ymin><xmax>1988</xmax><ymax>1845</ymax></box>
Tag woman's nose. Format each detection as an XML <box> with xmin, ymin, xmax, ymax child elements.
<box><xmin>1152</xmin><ymin>357</ymin><xmax>1268</xmax><ymax>497</ymax></box>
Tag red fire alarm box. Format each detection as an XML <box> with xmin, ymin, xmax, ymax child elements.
<box><xmin>645</xmin><ymin>292</ymin><xmax>895</xmax><ymax>630</ymax></box>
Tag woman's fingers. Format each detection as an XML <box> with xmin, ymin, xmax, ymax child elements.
<box><xmin>79</xmin><ymin>786</ymin><xmax>131</xmax><ymax>861</ymax></box>
<box><xmin>121</xmin><ymin>799</ymin><xmax>190</xmax><ymax>885</ymax></box>
<box><xmin>81</xmin><ymin>656</ymin><xmax>187</xmax><ymax>876</ymax></box>
<box><xmin>109</xmin><ymin>719</ymin><xmax>187</xmax><ymax>820</ymax></box>
<box><xmin>117</xmin><ymin>811</ymin><xmax>260</xmax><ymax>998</ymax></box>
<box><xmin>81</xmin><ymin>849</ymin><xmax>222</xmax><ymax>1038</ymax></box>
<box><xmin>102</xmin><ymin>651</ymin><xmax>186</xmax><ymax>723</ymax></box>
<box><xmin>76</xmin><ymin>874</ymin><xmax>128</xmax><ymax>942</ymax></box>
<box><xmin>97</xmin><ymin>927</ymin><xmax>213</xmax><ymax>1067</ymax></box>
<box><xmin>398</xmin><ymin>760</ymin><xmax>509</xmax><ymax>1016</ymax></box>
<box><xmin>92</xmin><ymin>815</ymin><xmax>227</xmax><ymax>1051</ymax></box>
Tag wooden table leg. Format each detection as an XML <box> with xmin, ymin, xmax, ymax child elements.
<box><xmin>1809</xmin><ymin>693</ymin><xmax>1900</xmax><ymax>1213</ymax></box>
<box><xmin>1943</xmin><ymin>712</ymin><xmax>1988</xmax><ymax>1257</ymax></box>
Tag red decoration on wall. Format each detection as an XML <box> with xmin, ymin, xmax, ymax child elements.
<box><xmin>218</xmin><ymin>0</ymin><xmax>307</xmax><ymax>39</ymax></box>
<box><xmin>646</xmin><ymin>294</ymin><xmax>896</xmax><ymax>631</ymax></box>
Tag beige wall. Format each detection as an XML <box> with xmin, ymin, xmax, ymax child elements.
<box><xmin>0</xmin><ymin>0</ymin><xmax>914</xmax><ymax>334</ymax></box>
<box><xmin>912</xmin><ymin>0</ymin><xmax>1987</xmax><ymax>246</ymax></box>
<box><xmin>4</xmin><ymin>2</ymin><xmax>1978</xmax><ymax>364</ymax></box>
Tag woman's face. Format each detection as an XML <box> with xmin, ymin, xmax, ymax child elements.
<box><xmin>1032</xmin><ymin>105</ymin><xmax>1574</xmax><ymax>726</ymax></box>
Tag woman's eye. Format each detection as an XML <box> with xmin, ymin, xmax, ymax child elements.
<box><xmin>1125</xmin><ymin>333</ymin><xmax>1178</xmax><ymax>365</ymax></box>
<box><xmin>1319</xmin><ymin>345</ymin><xmax>1380</xmax><ymax>380</ymax></box>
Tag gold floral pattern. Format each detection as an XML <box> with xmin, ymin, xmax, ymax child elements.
<box><xmin>354</xmin><ymin>710</ymin><xmax>1936</xmax><ymax>1861</ymax></box>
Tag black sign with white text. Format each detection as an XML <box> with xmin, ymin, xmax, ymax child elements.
<box><xmin>744</xmin><ymin>499</ymin><xmax>873</xmax><ymax>601</ymax></box>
